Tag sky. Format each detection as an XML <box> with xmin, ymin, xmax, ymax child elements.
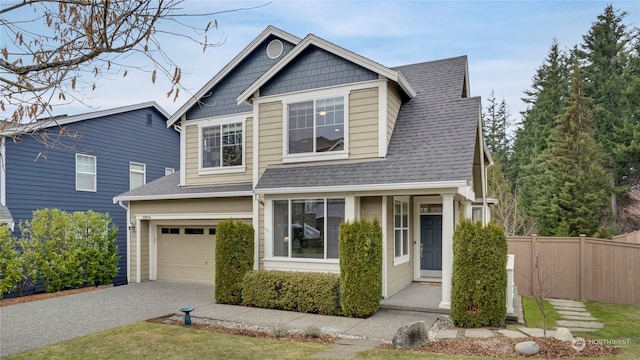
<box><xmin>30</xmin><ymin>1</ymin><xmax>640</xmax><ymax>125</ymax></box>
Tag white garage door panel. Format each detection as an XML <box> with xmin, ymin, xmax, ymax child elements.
<box><xmin>157</xmin><ymin>227</ymin><xmax>215</xmax><ymax>284</ymax></box>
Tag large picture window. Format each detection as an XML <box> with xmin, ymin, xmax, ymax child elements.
<box><xmin>394</xmin><ymin>198</ymin><xmax>409</xmax><ymax>259</ymax></box>
<box><xmin>273</xmin><ymin>198</ymin><xmax>345</xmax><ymax>260</ymax></box>
<box><xmin>202</xmin><ymin>122</ymin><xmax>243</xmax><ymax>168</ymax></box>
<box><xmin>76</xmin><ymin>154</ymin><xmax>96</xmax><ymax>192</ymax></box>
<box><xmin>288</xmin><ymin>96</ymin><xmax>344</xmax><ymax>154</ymax></box>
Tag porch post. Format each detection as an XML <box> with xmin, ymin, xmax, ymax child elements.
<box><xmin>462</xmin><ymin>200</ymin><xmax>472</xmax><ymax>220</ymax></box>
<box><xmin>439</xmin><ymin>194</ymin><xmax>455</xmax><ymax>309</ymax></box>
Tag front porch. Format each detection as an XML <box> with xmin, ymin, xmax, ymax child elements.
<box><xmin>380</xmin><ymin>282</ymin><xmax>448</xmax><ymax>314</ymax></box>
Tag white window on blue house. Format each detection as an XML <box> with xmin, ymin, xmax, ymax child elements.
<box><xmin>129</xmin><ymin>162</ymin><xmax>146</xmax><ymax>190</ymax></box>
<box><xmin>272</xmin><ymin>198</ymin><xmax>345</xmax><ymax>260</ymax></box>
<box><xmin>394</xmin><ymin>197</ymin><xmax>409</xmax><ymax>262</ymax></box>
<box><xmin>76</xmin><ymin>154</ymin><xmax>96</xmax><ymax>192</ymax></box>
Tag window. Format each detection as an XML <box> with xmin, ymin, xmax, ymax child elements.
<box><xmin>161</xmin><ymin>228</ymin><xmax>180</xmax><ymax>234</ymax></box>
<box><xmin>394</xmin><ymin>198</ymin><xmax>409</xmax><ymax>259</ymax></box>
<box><xmin>76</xmin><ymin>154</ymin><xmax>96</xmax><ymax>192</ymax></box>
<box><xmin>165</xmin><ymin>168</ymin><xmax>175</xmax><ymax>176</ymax></box>
<box><xmin>202</xmin><ymin>122</ymin><xmax>243</xmax><ymax>169</ymax></box>
<box><xmin>273</xmin><ymin>198</ymin><xmax>345</xmax><ymax>260</ymax></box>
<box><xmin>287</xmin><ymin>97</ymin><xmax>344</xmax><ymax>155</ymax></box>
<box><xmin>472</xmin><ymin>206</ymin><xmax>484</xmax><ymax>223</ymax></box>
<box><xmin>184</xmin><ymin>228</ymin><xmax>204</xmax><ymax>235</ymax></box>
<box><xmin>129</xmin><ymin>162</ymin><xmax>145</xmax><ymax>190</ymax></box>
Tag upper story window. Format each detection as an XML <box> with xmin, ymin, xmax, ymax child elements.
<box><xmin>76</xmin><ymin>154</ymin><xmax>96</xmax><ymax>192</ymax></box>
<box><xmin>202</xmin><ymin>122</ymin><xmax>243</xmax><ymax>169</ymax></box>
<box><xmin>287</xmin><ymin>96</ymin><xmax>345</xmax><ymax>156</ymax></box>
<box><xmin>129</xmin><ymin>162</ymin><xmax>146</xmax><ymax>190</ymax></box>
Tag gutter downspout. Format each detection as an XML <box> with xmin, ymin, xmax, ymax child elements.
<box><xmin>117</xmin><ymin>200</ymin><xmax>131</xmax><ymax>283</ymax></box>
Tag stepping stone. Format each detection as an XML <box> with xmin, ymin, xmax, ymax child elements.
<box><xmin>556</xmin><ymin>320</ymin><xmax>604</xmax><ymax>329</ymax></box>
<box><xmin>497</xmin><ymin>329</ymin><xmax>527</xmax><ymax>338</ymax></box>
<box><xmin>464</xmin><ymin>329</ymin><xmax>495</xmax><ymax>338</ymax></box>
<box><xmin>557</xmin><ymin>310</ymin><xmax>595</xmax><ymax>317</ymax></box>
<box><xmin>517</xmin><ymin>327</ymin><xmax>555</xmax><ymax>338</ymax></box>
<box><xmin>435</xmin><ymin>329</ymin><xmax>459</xmax><ymax>339</ymax></box>
<box><xmin>554</xmin><ymin>305</ymin><xmax>586</xmax><ymax>312</ymax></box>
<box><xmin>559</xmin><ymin>314</ymin><xmax>598</xmax><ymax>321</ymax></box>
<box><xmin>567</xmin><ymin>328</ymin><xmax>598</xmax><ymax>333</ymax></box>
<box><xmin>548</xmin><ymin>300</ymin><xmax>585</xmax><ymax>308</ymax></box>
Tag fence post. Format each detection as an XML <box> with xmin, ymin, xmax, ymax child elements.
<box><xmin>530</xmin><ymin>234</ymin><xmax>537</xmax><ymax>296</ymax></box>
<box><xmin>580</xmin><ymin>234</ymin><xmax>586</xmax><ymax>301</ymax></box>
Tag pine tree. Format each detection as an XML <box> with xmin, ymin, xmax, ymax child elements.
<box><xmin>533</xmin><ymin>60</ymin><xmax>611</xmax><ymax>236</ymax></box>
<box><xmin>482</xmin><ymin>91</ymin><xmax>512</xmax><ymax>168</ymax></box>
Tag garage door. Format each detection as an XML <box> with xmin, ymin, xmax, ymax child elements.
<box><xmin>157</xmin><ymin>226</ymin><xmax>215</xmax><ymax>284</ymax></box>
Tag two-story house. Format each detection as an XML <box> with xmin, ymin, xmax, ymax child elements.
<box><xmin>1</xmin><ymin>102</ymin><xmax>180</xmax><ymax>286</ymax></box>
<box><xmin>113</xmin><ymin>26</ymin><xmax>492</xmax><ymax>309</ymax></box>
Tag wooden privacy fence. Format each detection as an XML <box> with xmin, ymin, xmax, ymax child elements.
<box><xmin>507</xmin><ymin>235</ymin><xmax>640</xmax><ymax>306</ymax></box>
<box><xmin>612</xmin><ymin>230</ymin><xmax>640</xmax><ymax>244</ymax></box>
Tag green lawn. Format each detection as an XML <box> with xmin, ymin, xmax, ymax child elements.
<box><xmin>521</xmin><ymin>296</ymin><xmax>560</xmax><ymax>329</ymax></box>
<box><xmin>7</xmin><ymin>299</ymin><xmax>640</xmax><ymax>360</ymax></box>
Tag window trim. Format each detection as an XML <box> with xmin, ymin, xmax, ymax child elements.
<box><xmin>197</xmin><ymin>115</ymin><xmax>247</xmax><ymax>175</ymax></box>
<box><xmin>164</xmin><ymin>167</ymin><xmax>175</xmax><ymax>176</ymax></box>
<box><xmin>75</xmin><ymin>153</ymin><xmax>97</xmax><ymax>192</ymax></box>
<box><xmin>282</xmin><ymin>91</ymin><xmax>349</xmax><ymax>163</ymax></box>
<box><xmin>129</xmin><ymin>162</ymin><xmax>146</xmax><ymax>190</ymax></box>
<box><xmin>393</xmin><ymin>196</ymin><xmax>410</xmax><ymax>265</ymax></box>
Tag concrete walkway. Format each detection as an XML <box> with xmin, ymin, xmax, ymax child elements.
<box><xmin>548</xmin><ymin>298</ymin><xmax>605</xmax><ymax>332</ymax></box>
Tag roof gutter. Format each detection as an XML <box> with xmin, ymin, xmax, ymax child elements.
<box><xmin>113</xmin><ymin>190</ymin><xmax>254</xmax><ymax>203</ymax></box>
<box><xmin>254</xmin><ymin>180</ymin><xmax>469</xmax><ymax>195</ymax></box>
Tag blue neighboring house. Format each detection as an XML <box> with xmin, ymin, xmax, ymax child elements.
<box><xmin>0</xmin><ymin>102</ymin><xmax>180</xmax><ymax>286</ymax></box>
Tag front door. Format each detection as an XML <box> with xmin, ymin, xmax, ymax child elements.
<box><xmin>421</xmin><ymin>215</ymin><xmax>442</xmax><ymax>271</ymax></box>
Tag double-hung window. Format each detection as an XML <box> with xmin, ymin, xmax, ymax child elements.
<box><xmin>129</xmin><ymin>162</ymin><xmax>146</xmax><ymax>190</ymax></box>
<box><xmin>273</xmin><ymin>198</ymin><xmax>345</xmax><ymax>260</ymax></box>
<box><xmin>287</xmin><ymin>96</ymin><xmax>345</xmax><ymax>155</ymax></box>
<box><xmin>202</xmin><ymin>122</ymin><xmax>243</xmax><ymax>169</ymax></box>
<box><xmin>394</xmin><ymin>198</ymin><xmax>409</xmax><ymax>261</ymax></box>
<box><xmin>76</xmin><ymin>154</ymin><xmax>96</xmax><ymax>192</ymax></box>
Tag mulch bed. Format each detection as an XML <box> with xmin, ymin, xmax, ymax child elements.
<box><xmin>147</xmin><ymin>316</ymin><xmax>337</xmax><ymax>345</ymax></box>
<box><xmin>0</xmin><ymin>286</ymin><xmax>107</xmax><ymax>307</ymax></box>
<box><xmin>378</xmin><ymin>337</ymin><xmax>622</xmax><ymax>358</ymax></box>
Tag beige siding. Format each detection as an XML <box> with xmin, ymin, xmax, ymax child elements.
<box><xmin>349</xmin><ymin>88</ymin><xmax>379</xmax><ymax>159</ymax></box>
<box><xmin>360</xmin><ymin>196</ymin><xmax>382</xmax><ymax>221</ymax></box>
<box><xmin>128</xmin><ymin>197</ymin><xmax>253</xmax><ymax>282</ymax></box>
<box><xmin>258</xmin><ymin>101</ymin><xmax>284</xmax><ymax>177</ymax></box>
<box><xmin>183</xmin><ymin>116</ymin><xmax>254</xmax><ymax>186</ymax></box>
<box><xmin>258</xmin><ymin>205</ymin><xmax>265</xmax><ymax>269</ymax></box>
<box><xmin>386</xmin><ymin>83</ymin><xmax>402</xmax><ymax>145</ymax></box>
<box><xmin>385</xmin><ymin>197</ymin><xmax>413</xmax><ymax>296</ymax></box>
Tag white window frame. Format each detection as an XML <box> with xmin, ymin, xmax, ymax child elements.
<box><xmin>164</xmin><ymin>167</ymin><xmax>175</xmax><ymax>176</ymax></box>
<box><xmin>129</xmin><ymin>162</ymin><xmax>146</xmax><ymax>190</ymax></box>
<box><xmin>75</xmin><ymin>153</ymin><xmax>97</xmax><ymax>192</ymax></box>
<box><xmin>472</xmin><ymin>206</ymin><xmax>484</xmax><ymax>223</ymax></box>
<box><xmin>197</xmin><ymin>115</ymin><xmax>247</xmax><ymax>175</ymax></box>
<box><xmin>394</xmin><ymin>196</ymin><xmax>410</xmax><ymax>265</ymax></box>
<box><xmin>282</xmin><ymin>90</ymin><xmax>349</xmax><ymax>163</ymax></box>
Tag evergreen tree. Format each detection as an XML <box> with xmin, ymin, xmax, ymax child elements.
<box><xmin>533</xmin><ymin>61</ymin><xmax>611</xmax><ymax>236</ymax></box>
<box><xmin>512</xmin><ymin>40</ymin><xmax>571</xmax><ymax>223</ymax></box>
<box><xmin>487</xmin><ymin>162</ymin><xmax>535</xmax><ymax>236</ymax></box>
<box><xmin>482</xmin><ymin>91</ymin><xmax>513</xmax><ymax>170</ymax></box>
<box><xmin>578</xmin><ymin>5</ymin><xmax>636</xmax><ymax>216</ymax></box>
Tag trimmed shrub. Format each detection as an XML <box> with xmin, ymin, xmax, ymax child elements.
<box><xmin>339</xmin><ymin>218</ymin><xmax>382</xmax><ymax>318</ymax></box>
<box><xmin>215</xmin><ymin>220</ymin><xmax>254</xmax><ymax>304</ymax></box>
<box><xmin>18</xmin><ymin>209</ymin><xmax>119</xmax><ymax>293</ymax></box>
<box><xmin>241</xmin><ymin>270</ymin><xmax>341</xmax><ymax>316</ymax></box>
<box><xmin>451</xmin><ymin>219</ymin><xmax>508</xmax><ymax>327</ymax></box>
<box><xmin>0</xmin><ymin>225</ymin><xmax>23</xmax><ymax>297</ymax></box>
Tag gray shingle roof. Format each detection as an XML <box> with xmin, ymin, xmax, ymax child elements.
<box><xmin>255</xmin><ymin>56</ymin><xmax>480</xmax><ymax>190</ymax></box>
<box><xmin>114</xmin><ymin>171</ymin><xmax>253</xmax><ymax>201</ymax></box>
<box><xmin>0</xmin><ymin>205</ymin><xmax>13</xmax><ymax>225</ymax></box>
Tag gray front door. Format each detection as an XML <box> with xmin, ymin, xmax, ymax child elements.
<box><xmin>421</xmin><ymin>215</ymin><xmax>442</xmax><ymax>270</ymax></box>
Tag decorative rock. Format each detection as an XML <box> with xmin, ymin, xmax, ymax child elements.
<box><xmin>515</xmin><ymin>341</ymin><xmax>540</xmax><ymax>356</ymax></box>
<box><xmin>554</xmin><ymin>327</ymin><xmax>574</xmax><ymax>342</ymax></box>
<box><xmin>392</xmin><ymin>321</ymin><xmax>429</xmax><ymax>349</ymax></box>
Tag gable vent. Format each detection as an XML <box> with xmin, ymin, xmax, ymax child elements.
<box><xmin>266</xmin><ymin>39</ymin><xmax>284</xmax><ymax>59</ymax></box>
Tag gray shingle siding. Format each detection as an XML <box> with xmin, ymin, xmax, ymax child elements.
<box><xmin>261</xmin><ymin>46</ymin><xmax>377</xmax><ymax>96</ymax></box>
<box><xmin>186</xmin><ymin>35</ymin><xmax>295</xmax><ymax>120</ymax></box>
